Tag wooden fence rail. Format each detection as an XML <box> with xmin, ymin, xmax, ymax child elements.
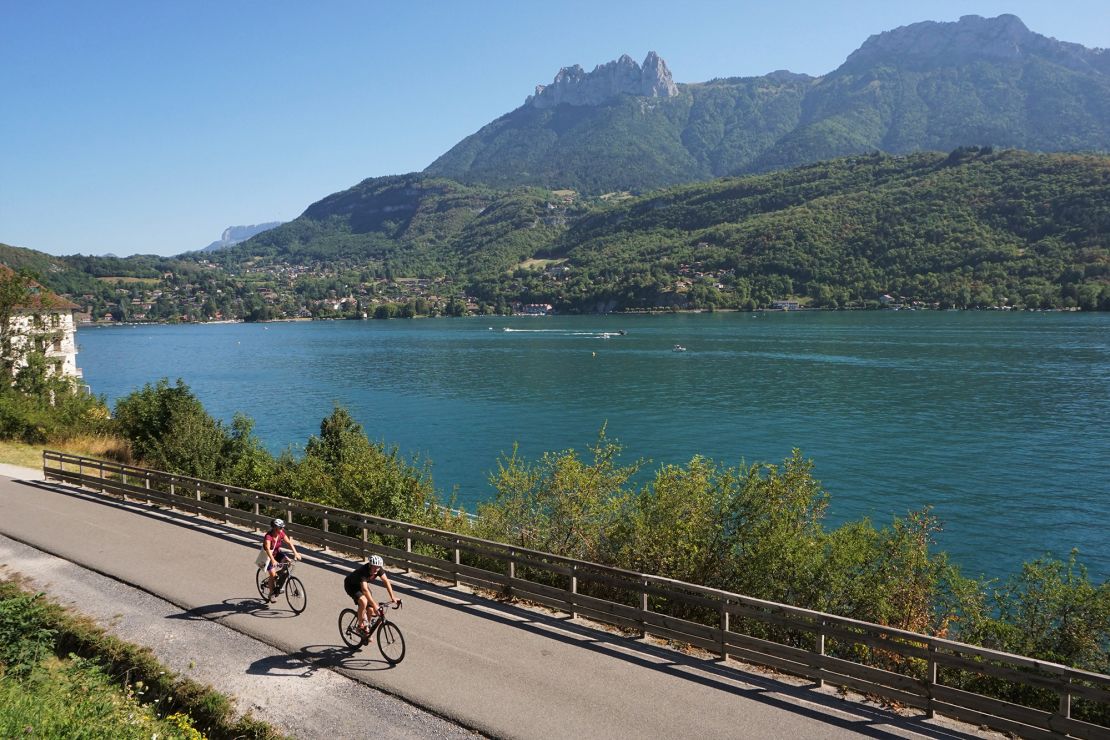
<box><xmin>42</xmin><ymin>450</ymin><xmax>1110</xmax><ymax>739</ymax></box>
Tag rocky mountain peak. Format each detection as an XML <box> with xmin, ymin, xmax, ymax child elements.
<box><xmin>529</xmin><ymin>52</ymin><xmax>679</xmax><ymax>108</ymax></box>
<box><xmin>841</xmin><ymin>14</ymin><xmax>1107</xmax><ymax>74</ymax></box>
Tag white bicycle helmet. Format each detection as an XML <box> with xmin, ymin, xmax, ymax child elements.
<box><xmin>368</xmin><ymin>555</ymin><xmax>384</xmax><ymax>567</ymax></box>
<box><xmin>271</xmin><ymin>518</ymin><xmax>285</xmax><ymax>529</ymax></box>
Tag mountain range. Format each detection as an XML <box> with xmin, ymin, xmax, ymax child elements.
<box><xmin>4</xmin><ymin>14</ymin><xmax>1110</xmax><ymax>316</ymax></box>
<box><xmin>426</xmin><ymin>14</ymin><xmax>1110</xmax><ymax>193</ymax></box>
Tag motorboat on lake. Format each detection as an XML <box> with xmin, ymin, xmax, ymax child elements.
<box><xmin>672</xmin><ymin>344</ymin><xmax>687</xmax><ymax>352</ymax></box>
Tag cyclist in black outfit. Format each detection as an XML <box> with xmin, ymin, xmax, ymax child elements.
<box><xmin>344</xmin><ymin>555</ymin><xmax>400</xmax><ymax>632</ymax></box>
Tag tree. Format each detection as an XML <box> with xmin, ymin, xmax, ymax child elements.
<box><xmin>0</xmin><ymin>269</ymin><xmax>32</xmax><ymax>386</ymax></box>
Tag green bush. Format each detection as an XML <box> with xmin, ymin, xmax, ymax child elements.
<box><xmin>0</xmin><ymin>591</ymin><xmax>55</xmax><ymax>678</ymax></box>
<box><xmin>113</xmin><ymin>379</ymin><xmax>274</xmax><ymax>488</ymax></box>
<box><xmin>265</xmin><ymin>405</ymin><xmax>437</xmax><ymax>523</ymax></box>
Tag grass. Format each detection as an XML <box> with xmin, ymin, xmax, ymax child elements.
<box><xmin>0</xmin><ymin>435</ymin><xmax>130</xmax><ymax>471</ymax></box>
<box><xmin>0</xmin><ymin>655</ymin><xmax>204</xmax><ymax>739</ymax></box>
<box><xmin>94</xmin><ymin>276</ymin><xmax>160</xmax><ymax>285</ymax></box>
<box><xmin>0</xmin><ymin>579</ymin><xmax>281</xmax><ymax>739</ymax></box>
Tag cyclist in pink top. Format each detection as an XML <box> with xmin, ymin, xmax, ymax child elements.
<box><xmin>264</xmin><ymin>518</ymin><xmax>301</xmax><ymax>601</ymax></box>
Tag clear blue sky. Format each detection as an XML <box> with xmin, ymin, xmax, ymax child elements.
<box><xmin>2</xmin><ymin>1</ymin><xmax>1107</xmax><ymax>257</ymax></box>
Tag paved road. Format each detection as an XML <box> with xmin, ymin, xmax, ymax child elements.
<box><xmin>0</xmin><ymin>473</ymin><xmax>996</xmax><ymax>739</ymax></box>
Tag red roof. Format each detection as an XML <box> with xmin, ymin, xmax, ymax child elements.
<box><xmin>0</xmin><ymin>264</ymin><xmax>79</xmax><ymax>311</ymax></box>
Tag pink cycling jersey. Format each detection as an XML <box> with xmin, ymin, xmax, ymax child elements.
<box><xmin>264</xmin><ymin>530</ymin><xmax>287</xmax><ymax>559</ymax></box>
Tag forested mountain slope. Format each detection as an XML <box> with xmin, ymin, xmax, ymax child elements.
<box><xmin>468</xmin><ymin>149</ymin><xmax>1110</xmax><ymax>311</ymax></box>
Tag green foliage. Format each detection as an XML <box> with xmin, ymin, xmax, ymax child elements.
<box><xmin>113</xmin><ymin>379</ymin><xmax>273</xmax><ymax>487</ymax></box>
<box><xmin>0</xmin><ymin>655</ymin><xmax>205</xmax><ymax>739</ymax></box>
<box><xmin>0</xmin><ymin>382</ymin><xmax>111</xmax><ymax>444</ymax></box>
<box><xmin>475</xmin><ymin>429</ymin><xmax>639</xmax><ymax>561</ymax></box>
<box><xmin>0</xmin><ymin>591</ymin><xmax>55</xmax><ymax>678</ymax></box>
<box><xmin>960</xmin><ymin>551</ymin><xmax>1110</xmax><ymax>674</ymax></box>
<box><xmin>267</xmin><ymin>405</ymin><xmax>437</xmax><ymax>523</ymax></box>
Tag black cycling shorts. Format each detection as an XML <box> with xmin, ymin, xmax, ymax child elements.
<box><xmin>344</xmin><ymin>580</ymin><xmax>364</xmax><ymax>604</ymax></box>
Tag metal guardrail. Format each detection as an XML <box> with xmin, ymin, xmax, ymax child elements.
<box><xmin>42</xmin><ymin>450</ymin><xmax>1110</xmax><ymax>739</ymax></box>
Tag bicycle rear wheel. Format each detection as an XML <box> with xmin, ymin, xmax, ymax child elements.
<box><xmin>284</xmin><ymin>576</ymin><xmax>307</xmax><ymax>614</ymax></box>
<box><xmin>377</xmin><ymin>620</ymin><xmax>406</xmax><ymax>665</ymax></box>
<box><xmin>255</xmin><ymin>567</ymin><xmax>269</xmax><ymax>599</ymax></box>
<box><xmin>338</xmin><ymin>608</ymin><xmax>365</xmax><ymax>649</ymax></box>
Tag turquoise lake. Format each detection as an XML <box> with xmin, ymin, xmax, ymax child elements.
<box><xmin>75</xmin><ymin>311</ymin><xmax>1110</xmax><ymax>582</ymax></box>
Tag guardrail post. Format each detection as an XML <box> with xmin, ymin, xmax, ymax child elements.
<box><xmin>322</xmin><ymin>511</ymin><xmax>330</xmax><ymax>552</ymax></box>
<box><xmin>194</xmin><ymin>480</ymin><xmax>202</xmax><ymax>515</ymax></box>
<box><xmin>169</xmin><ymin>477</ymin><xmax>175</xmax><ymax>499</ymax></box>
<box><xmin>719</xmin><ymin>600</ymin><xmax>729</xmax><ymax>660</ymax></box>
<box><xmin>815</xmin><ymin>620</ymin><xmax>827</xmax><ymax>687</ymax></box>
<box><xmin>508</xmin><ymin>553</ymin><xmax>516</xmax><ymax>599</ymax></box>
<box><xmin>640</xmin><ymin>579</ymin><xmax>649</xmax><ymax>638</ymax></box>
<box><xmin>1058</xmin><ymin>679</ymin><xmax>1072</xmax><ymax>722</ymax></box>
<box><xmin>926</xmin><ymin>644</ymin><xmax>938</xmax><ymax>718</ymax></box>
<box><xmin>405</xmin><ymin>528</ymin><xmax>412</xmax><ymax>573</ymax></box>
<box><xmin>144</xmin><ymin>473</ymin><xmax>151</xmax><ymax>504</ymax></box>
<box><xmin>98</xmin><ymin>460</ymin><xmax>104</xmax><ymax>492</ymax></box>
<box><xmin>222</xmin><ymin>487</ymin><xmax>230</xmax><ymax>523</ymax></box>
<box><xmin>454</xmin><ymin>539</ymin><xmax>461</xmax><ymax>587</ymax></box>
<box><xmin>570</xmin><ymin>566</ymin><xmax>578</xmax><ymax>620</ymax></box>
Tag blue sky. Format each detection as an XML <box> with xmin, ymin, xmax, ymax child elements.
<box><xmin>2</xmin><ymin>1</ymin><xmax>1107</xmax><ymax>257</ymax></box>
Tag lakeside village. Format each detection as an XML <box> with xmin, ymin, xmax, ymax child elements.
<box><xmin>65</xmin><ymin>257</ymin><xmax>1057</xmax><ymax>328</ymax></box>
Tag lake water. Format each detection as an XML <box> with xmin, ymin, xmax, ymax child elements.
<box><xmin>76</xmin><ymin>312</ymin><xmax>1110</xmax><ymax>582</ymax></box>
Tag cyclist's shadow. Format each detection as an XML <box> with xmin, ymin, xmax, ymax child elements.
<box><xmin>167</xmin><ymin>597</ymin><xmax>299</xmax><ymax>621</ymax></box>
<box><xmin>247</xmin><ymin>644</ymin><xmax>395</xmax><ymax>676</ymax></box>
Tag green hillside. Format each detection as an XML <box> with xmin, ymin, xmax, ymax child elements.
<box><xmin>204</xmin><ymin>174</ymin><xmax>574</xmax><ymax>278</ymax></box>
<box><xmin>469</xmin><ymin>149</ymin><xmax>1110</xmax><ymax>311</ymax></box>
<box><xmin>7</xmin><ymin>150</ymin><xmax>1109</xmax><ymax>318</ymax></box>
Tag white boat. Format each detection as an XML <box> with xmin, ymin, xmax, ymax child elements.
<box><xmin>672</xmin><ymin>344</ymin><xmax>687</xmax><ymax>352</ymax></box>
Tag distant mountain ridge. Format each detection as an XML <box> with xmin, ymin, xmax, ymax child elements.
<box><xmin>201</xmin><ymin>222</ymin><xmax>283</xmax><ymax>252</ymax></box>
<box><xmin>426</xmin><ymin>14</ymin><xmax>1110</xmax><ymax>193</ymax></box>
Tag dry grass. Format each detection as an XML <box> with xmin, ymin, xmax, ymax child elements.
<box><xmin>0</xmin><ymin>435</ymin><xmax>131</xmax><ymax>470</ymax></box>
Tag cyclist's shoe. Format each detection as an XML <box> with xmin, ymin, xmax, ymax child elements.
<box><xmin>273</xmin><ymin>588</ymin><xmax>282</xmax><ymax>595</ymax></box>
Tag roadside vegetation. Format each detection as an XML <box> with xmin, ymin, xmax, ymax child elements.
<box><xmin>0</xmin><ymin>579</ymin><xmax>280</xmax><ymax>739</ymax></box>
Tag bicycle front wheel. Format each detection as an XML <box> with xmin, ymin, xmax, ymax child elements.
<box><xmin>255</xmin><ymin>567</ymin><xmax>269</xmax><ymax>599</ymax></box>
<box><xmin>338</xmin><ymin>608</ymin><xmax>364</xmax><ymax>649</ymax></box>
<box><xmin>284</xmin><ymin>576</ymin><xmax>307</xmax><ymax>614</ymax></box>
<box><xmin>377</xmin><ymin>620</ymin><xmax>406</xmax><ymax>665</ymax></box>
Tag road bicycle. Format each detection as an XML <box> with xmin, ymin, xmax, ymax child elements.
<box><xmin>255</xmin><ymin>559</ymin><xmax>307</xmax><ymax>614</ymax></box>
<box><xmin>339</xmin><ymin>600</ymin><xmax>405</xmax><ymax>664</ymax></box>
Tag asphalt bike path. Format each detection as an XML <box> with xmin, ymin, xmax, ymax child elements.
<box><xmin>0</xmin><ymin>472</ymin><xmax>1000</xmax><ymax>739</ymax></box>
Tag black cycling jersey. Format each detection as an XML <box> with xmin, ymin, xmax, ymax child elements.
<box><xmin>343</xmin><ymin>563</ymin><xmax>381</xmax><ymax>593</ymax></box>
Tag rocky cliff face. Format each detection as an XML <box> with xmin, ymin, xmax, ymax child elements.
<box><xmin>842</xmin><ymin>14</ymin><xmax>1108</xmax><ymax>74</ymax></box>
<box><xmin>529</xmin><ymin>51</ymin><xmax>679</xmax><ymax>108</ymax></box>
